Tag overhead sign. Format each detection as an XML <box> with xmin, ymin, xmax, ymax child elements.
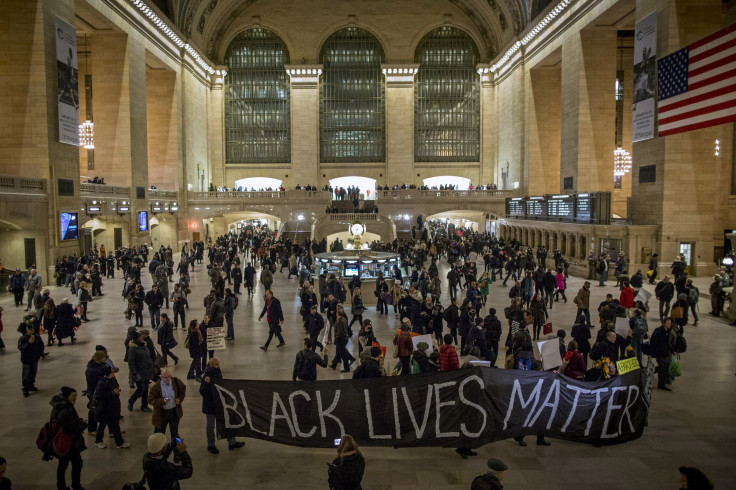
<box><xmin>55</xmin><ymin>17</ymin><xmax>79</xmax><ymax>146</ymax></box>
<box><xmin>214</xmin><ymin>367</ymin><xmax>653</xmax><ymax>448</ymax></box>
<box><xmin>505</xmin><ymin>193</ymin><xmax>611</xmax><ymax>224</ymax></box>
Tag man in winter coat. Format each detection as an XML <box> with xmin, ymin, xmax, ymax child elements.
<box><xmin>258</xmin><ymin>290</ymin><xmax>285</xmax><ymax>350</ymax></box>
<box><xmin>483</xmin><ymin>308</ymin><xmax>502</xmax><ymax>366</ymax></box>
<box><xmin>147</xmin><ymin>368</ymin><xmax>186</xmax><ymax>444</ymax></box>
<box><xmin>292</xmin><ymin>338</ymin><xmax>329</xmax><ymax>380</ymax></box>
<box><xmin>353</xmin><ymin>346</ymin><xmax>383</xmax><ymax>378</ymax></box>
<box><xmin>10</xmin><ymin>268</ymin><xmax>25</xmax><ymax>307</ymax></box>
<box><xmin>574</xmin><ymin>281</ymin><xmax>591</xmax><ymax>325</ymax></box>
<box><xmin>650</xmin><ymin>318</ymin><xmax>675</xmax><ymax>391</ymax></box>
<box><xmin>127</xmin><ymin>331</ymin><xmax>155</xmax><ymax>412</ymax></box>
<box><xmin>25</xmin><ymin>268</ymin><xmax>42</xmax><ymax>311</ymax></box>
<box><xmin>144</xmin><ymin>285</ymin><xmax>164</xmax><ymax>330</ymax></box>
<box><xmin>244</xmin><ymin>263</ymin><xmax>256</xmax><ymax>296</ymax></box>
<box><xmin>655</xmin><ymin>276</ymin><xmax>675</xmax><ymax>321</ymax></box>
<box><xmin>18</xmin><ymin>324</ymin><xmax>44</xmax><ymax>397</ymax></box>
<box><xmin>305</xmin><ymin>305</ymin><xmax>325</xmax><ymax>351</ymax></box>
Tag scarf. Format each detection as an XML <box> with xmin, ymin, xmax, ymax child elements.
<box><xmin>194</xmin><ymin>325</ymin><xmax>204</xmax><ymax>344</ymax></box>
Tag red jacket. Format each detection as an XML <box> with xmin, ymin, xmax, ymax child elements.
<box><xmin>440</xmin><ymin>344</ymin><xmax>459</xmax><ymax>371</ymax></box>
<box><xmin>563</xmin><ymin>350</ymin><xmax>586</xmax><ymax>380</ymax></box>
<box><xmin>619</xmin><ymin>287</ymin><xmax>635</xmax><ymax>309</ymax></box>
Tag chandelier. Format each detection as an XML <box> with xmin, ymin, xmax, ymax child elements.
<box><xmin>79</xmin><ymin>120</ymin><xmax>94</xmax><ymax>149</ymax></box>
<box><xmin>613</xmin><ymin>147</ymin><xmax>631</xmax><ymax>176</ymax></box>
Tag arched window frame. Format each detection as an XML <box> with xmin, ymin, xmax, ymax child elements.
<box><xmin>225</xmin><ymin>28</ymin><xmax>291</xmax><ymax>164</ymax></box>
<box><xmin>414</xmin><ymin>27</ymin><xmax>481</xmax><ymax>162</ymax></box>
<box><xmin>319</xmin><ymin>27</ymin><xmax>386</xmax><ymax>163</ymax></box>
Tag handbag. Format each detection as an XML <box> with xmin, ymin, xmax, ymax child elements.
<box><xmin>52</xmin><ymin>426</ymin><xmax>74</xmax><ymax>458</ymax></box>
<box><xmin>670</xmin><ymin>306</ymin><xmax>684</xmax><ymax>319</ymax></box>
<box><xmin>392</xmin><ymin>343</ymin><xmax>399</xmax><ymax>358</ymax></box>
<box><xmin>167</xmin><ymin>337</ymin><xmax>178</xmax><ymax>349</ymax></box>
<box><xmin>646</xmin><ymin>270</ymin><xmax>654</xmax><ymax>277</ymax></box>
<box><xmin>504</xmin><ymin>352</ymin><xmax>515</xmax><ymax>369</ymax></box>
<box><xmin>543</xmin><ymin>322</ymin><xmax>553</xmax><ymax>335</ymax></box>
<box><xmin>384</xmin><ymin>293</ymin><xmax>393</xmax><ymax>305</ymax></box>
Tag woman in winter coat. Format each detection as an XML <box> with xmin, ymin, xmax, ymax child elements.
<box><xmin>529</xmin><ymin>292</ymin><xmax>548</xmax><ymax>341</ymax></box>
<box><xmin>187</xmin><ymin>319</ymin><xmax>206</xmax><ymax>381</ymax></box>
<box><xmin>42</xmin><ymin>296</ymin><xmax>56</xmax><ymax>346</ymax></box>
<box><xmin>554</xmin><ymin>270</ymin><xmax>567</xmax><ymax>302</ymax></box>
<box><xmin>93</xmin><ymin>366</ymin><xmax>128</xmax><ymax>448</ymax></box>
<box><xmin>521</xmin><ymin>272</ymin><xmax>534</xmax><ymax>308</ymax></box>
<box><xmin>562</xmin><ymin>340</ymin><xmax>586</xmax><ymax>380</ymax></box>
<box><xmin>50</xmin><ymin>387</ymin><xmax>87</xmax><ymax>490</ymax></box>
<box><xmin>200</xmin><ymin>358</ymin><xmax>244</xmax><ymax>453</ymax></box>
<box><xmin>348</xmin><ymin>289</ymin><xmax>365</xmax><ymax>331</ymax></box>
<box><xmin>390</xmin><ymin>281</ymin><xmax>402</xmax><ymax>318</ymax></box>
<box><xmin>54</xmin><ymin>298</ymin><xmax>77</xmax><ymax>345</ymax></box>
<box><xmin>329</xmin><ymin>435</ymin><xmax>365</xmax><ymax>490</ymax></box>
<box><xmin>459</xmin><ymin>299</ymin><xmax>475</xmax><ymax>354</ymax></box>
<box><xmin>571</xmin><ymin>314</ymin><xmax>592</xmax><ymax>365</ymax></box>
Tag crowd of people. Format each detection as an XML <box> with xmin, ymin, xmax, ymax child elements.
<box><xmin>1</xmin><ymin>215</ymin><xmax>728</xmax><ymax>489</ymax></box>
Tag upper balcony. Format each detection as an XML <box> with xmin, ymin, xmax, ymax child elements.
<box><xmin>188</xmin><ymin>189</ymin><xmax>329</xmax><ymax>205</ymax></box>
<box><xmin>0</xmin><ymin>175</ymin><xmax>48</xmax><ymax>200</ymax></box>
<box><xmin>378</xmin><ymin>188</ymin><xmax>517</xmax><ymax>202</ymax></box>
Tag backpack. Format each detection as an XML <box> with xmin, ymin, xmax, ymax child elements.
<box><xmin>36</xmin><ymin>418</ymin><xmax>72</xmax><ymax>460</ymax></box>
<box><xmin>632</xmin><ymin>317</ymin><xmax>648</xmax><ymax>337</ymax></box>
<box><xmin>517</xmin><ymin>357</ymin><xmax>532</xmax><ymax>370</ymax></box>
<box><xmin>296</xmin><ymin>351</ymin><xmax>316</xmax><ymax>380</ymax></box>
<box><xmin>590</xmin><ymin>342</ymin><xmax>603</xmax><ymax>361</ymax></box>
<box><xmin>688</xmin><ymin>287</ymin><xmax>699</xmax><ymax>304</ymax></box>
<box><xmin>673</xmin><ymin>328</ymin><xmax>687</xmax><ymax>354</ymax></box>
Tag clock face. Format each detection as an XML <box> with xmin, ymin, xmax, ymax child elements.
<box><xmin>351</xmin><ymin>223</ymin><xmax>363</xmax><ymax>235</ymax></box>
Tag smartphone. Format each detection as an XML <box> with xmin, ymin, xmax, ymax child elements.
<box><xmin>175</xmin><ymin>437</ymin><xmax>181</xmax><ymax>444</ymax></box>
<box><xmin>334</xmin><ymin>438</ymin><xmax>341</xmax><ymax>446</ymax></box>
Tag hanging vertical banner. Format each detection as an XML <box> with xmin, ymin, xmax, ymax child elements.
<box><xmin>55</xmin><ymin>17</ymin><xmax>79</xmax><ymax>146</ymax></box>
<box><xmin>632</xmin><ymin>12</ymin><xmax>657</xmax><ymax>142</ymax></box>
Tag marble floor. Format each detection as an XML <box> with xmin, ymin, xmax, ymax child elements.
<box><xmin>0</xmin><ymin>256</ymin><xmax>734</xmax><ymax>489</ymax></box>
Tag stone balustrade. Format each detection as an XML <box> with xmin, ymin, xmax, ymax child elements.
<box><xmin>0</xmin><ymin>175</ymin><xmax>46</xmax><ymax>194</ymax></box>
<box><xmin>80</xmin><ymin>183</ymin><xmax>131</xmax><ymax>197</ymax></box>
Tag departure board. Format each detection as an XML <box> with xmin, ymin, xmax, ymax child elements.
<box><xmin>546</xmin><ymin>195</ymin><xmax>575</xmax><ymax>221</ymax></box>
<box><xmin>525</xmin><ymin>198</ymin><xmax>546</xmax><ymax>218</ymax></box>
<box><xmin>504</xmin><ymin>192</ymin><xmax>610</xmax><ymax>224</ymax></box>
<box><xmin>506</xmin><ymin>198</ymin><xmax>524</xmax><ymax>217</ymax></box>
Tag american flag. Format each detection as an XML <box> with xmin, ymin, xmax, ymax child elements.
<box><xmin>657</xmin><ymin>23</ymin><xmax>736</xmax><ymax>137</ymax></box>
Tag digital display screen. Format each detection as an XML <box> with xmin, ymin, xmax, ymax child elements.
<box><xmin>138</xmin><ymin>211</ymin><xmax>148</xmax><ymax>232</ymax></box>
<box><xmin>576</xmin><ymin>194</ymin><xmax>591</xmax><ymax>222</ymax></box>
<box><xmin>60</xmin><ymin>212</ymin><xmax>78</xmax><ymax>240</ymax></box>
<box><xmin>506</xmin><ymin>198</ymin><xmax>524</xmax><ymax>217</ymax></box>
<box><xmin>344</xmin><ymin>267</ymin><xmax>359</xmax><ymax>276</ymax></box>
<box><xmin>525</xmin><ymin>198</ymin><xmax>546</xmax><ymax>217</ymax></box>
<box><xmin>547</xmin><ymin>195</ymin><xmax>574</xmax><ymax>220</ymax></box>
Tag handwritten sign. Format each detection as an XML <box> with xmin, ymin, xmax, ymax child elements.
<box><xmin>207</xmin><ymin>327</ymin><xmax>227</xmax><ymax>350</ymax></box>
<box><xmin>616</xmin><ymin>357</ymin><xmax>640</xmax><ymax>375</ymax></box>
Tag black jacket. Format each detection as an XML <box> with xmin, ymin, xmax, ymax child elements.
<box><xmin>199</xmin><ymin>365</ymin><xmax>223</xmax><ymax>414</ymax></box>
<box><xmin>571</xmin><ymin>322</ymin><xmax>591</xmax><ymax>353</ymax></box>
<box><xmin>144</xmin><ymin>290</ymin><xmax>164</xmax><ymax>309</ymax></box>
<box><xmin>94</xmin><ymin>376</ymin><xmax>122</xmax><ymax>422</ymax></box>
<box><xmin>143</xmin><ymin>450</ymin><xmax>193</xmax><ymax>490</ymax></box>
<box><xmin>49</xmin><ymin>394</ymin><xmax>87</xmax><ymax>452</ymax></box>
<box><xmin>655</xmin><ymin>281</ymin><xmax>675</xmax><ymax>302</ymax></box>
<box><xmin>353</xmin><ymin>358</ymin><xmax>382</xmax><ymax>379</ymax></box>
<box><xmin>292</xmin><ymin>348</ymin><xmax>328</xmax><ymax>381</ymax></box>
<box><xmin>330</xmin><ymin>453</ymin><xmax>365</xmax><ymax>490</ymax></box>
<box><xmin>260</xmin><ymin>298</ymin><xmax>284</xmax><ymax>327</ymax></box>
<box><xmin>306</xmin><ymin>313</ymin><xmax>325</xmax><ymax>338</ymax></box>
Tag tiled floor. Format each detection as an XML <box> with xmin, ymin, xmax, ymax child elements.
<box><xmin>0</xmin><ymin>256</ymin><xmax>734</xmax><ymax>489</ymax></box>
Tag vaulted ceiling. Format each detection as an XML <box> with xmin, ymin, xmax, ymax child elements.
<box><xmin>162</xmin><ymin>0</ymin><xmax>535</xmax><ymax>63</ymax></box>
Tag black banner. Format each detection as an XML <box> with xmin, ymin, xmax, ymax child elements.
<box><xmin>214</xmin><ymin>367</ymin><xmax>654</xmax><ymax>448</ymax></box>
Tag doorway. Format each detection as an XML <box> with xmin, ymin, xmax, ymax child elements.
<box><xmin>679</xmin><ymin>242</ymin><xmax>694</xmax><ymax>275</ymax></box>
<box><xmin>114</xmin><ymin>228</ymin><xmax>123</xmax><ymax>250</ymax></box>
<box><xmin>80</xmin><ymin>229</ymin><xmax>92</xmax><ymax>256</ymax></box>
<box><xmin>24</xmin><ymin>238</ymin><xmax>36</xmax><ymax>269</ymax></box>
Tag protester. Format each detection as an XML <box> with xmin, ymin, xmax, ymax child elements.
<box><xmin>143</xmin><ymin>433</ymin><xmax>193</xmax><ymax>490</ymax></box>
<box><xmin>471</xmin><ymin>458</ymin><xmax>507</xmax><ymax>490</ymax></box>
<box><xmin>328</xmin><ymin>435</ymin><xmax>365</xmax><ymax>490</ymax></box>
<box><xmin>93</xmin><ymin>365</ymin><xmax>129</xmax><ymax>449</ymax></box>
<box><xmin>199</xmin><ymin>359</ymin><xmax>245</xmax><ymax>453</ymax></box>
<box><xmin>258</xmin><ymin>290</ymin><xmax>285</xmax><ymax>350</ymax></box>
<box><xmin>293</xmin><ymin>338</ymin><xmax>329</xmax><ymax>380</ymax></box>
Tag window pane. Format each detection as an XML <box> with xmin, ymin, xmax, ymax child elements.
<box><xmin>414</xmin><ymin>27</ymin><xmax>480</xmax><ymax>162</ymax></box>
<box><xmin>225</xmin><ymin>29</ymin><xmax>291</xmax><ymax>164</ymax></box>
<box><xmin>320</xmin><ymin>27</ymin><xmax>385</xmax><ymax>163</ymax></box>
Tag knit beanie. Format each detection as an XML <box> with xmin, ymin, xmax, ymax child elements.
<box><xmin>60</xmin><ymin>386</ymin><xmax>76</xmax><ymax>399</ymax></box>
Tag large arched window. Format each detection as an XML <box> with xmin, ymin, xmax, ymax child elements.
<box><xmin>414</xmin><ymin>27</ymin><xmax>480</xmax><ymax>162</ymax></box>
<box><xmin>320</xmin><ymin>27</ymin><xmax>385</xmax><ymax>163</ymax></box>
<box><xmin>225</xmin><ymin>28</ymin><xmax>290</xmax><ymax>163</ymax></box>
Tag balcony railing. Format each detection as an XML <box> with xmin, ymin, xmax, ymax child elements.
<box><xmin>188</xmin><ymin>189</ymin><xmax>329</xmax><ymax>202</ymax></box>
<box><xmin>379</xmin><ymin>189</ymin><xmax>516</xmax><ymax>200</ymax></box>
<box><xmin>329</xmin><ymin>213</ymin><xmax>378</xmax><ymax>221</ymax></box>
<box><xmin>0</xmin><ymin>175</ymin><xmax>47</xmax><ymax>195</ymax></box>
<box><xmin>80</xmin><ymin>183</ymin><xmax>131</xmax><ymax>197</ymax></box>
<box><xmin>148</xmin><ymin>189</ymin><xmax>178</xmax><ymax>200</ymax></box>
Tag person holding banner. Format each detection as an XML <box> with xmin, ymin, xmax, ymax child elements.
<box><xmin>259</xmin><ymin>290</ymin><xmax>285</xmax><ymax>351</ymax></box>
<box><xmin>292</xmin><ymin>338</ymin><xmax>329</xmax><ymax>381</ymax></box>
<box><xmin>200</xmin><ymin>358</ymin><xmax>245</xmax><ymax>454</ymax></box>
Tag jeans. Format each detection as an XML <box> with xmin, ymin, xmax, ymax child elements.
<box><xmin>206</xmin><ymin>413</ymin><xmax>236</xmax><ymax>447</ymax></box>
<box><xmin>128</xmin><ymin>377</ymin><xmax>150</xmax><ymax>409</ymax></box>
<box><xmin>377</xmin><ymin>297</ymin><xmax>386</xmax><ymax>314</ymax></box>
<box><xmin>226</xmin><ymin>313</ymin><xmax>234</xmax><ymax>339</ymax></box>
<box><xmin>22</xmin><ymin>361</ymin><xmax>38</xmax><ymax>390</ymax></box>
<box><xmin>488</xmin><ymin>340</ymin><xmax>499</xmax><ymax>367</ymax></box>
<box><xmin>96</xmin><ymin>416</ymin><xmax>124</xmax><ymax>446</ymax></box>
<box><xmin>65</xmin><ymin>273</ymin><xmax>73</xmax><ymax>287</ymax></box>
<box><xmin>631</xmin><ymin>336</ymin><xmax>644</xmax><ymax>366</ymax></box>
<box><xmin>599</xmin><ymin>270</ymin><xmax>608</xmax><ymax>286</ymax></box>
<box><xmin>155</xmin><ymin>408</ymin><xmax>180</xmax><ymax>440</ymax></box>
<box><xmin>659</xmin><ymin>300</ymin><xmax>671</xmax><ymax>320</ymax></box>
<box><xmin>332</xmin><ymin>336</ymin><xmax>354</xmax><ymax>370</ymax></box>
<box><xmin>13</xmin><ymin>288</ymin><xmax>24</xmax><ymax>306</ymax></box>
<box><xmin>149</xmin><ymin>308</ymin><xmax>161</xmax><ymax>329</ymax></box>
<box><xmin>57</xmin><ymin>449</ymin><xmax>83</xmax><ymax>490</ymax></box>
<box><xmin>576</xmin><ymin>308</ymin><xmax>591</xmax><ymax>325</ymax></box>
<box><xmin>27</xmin><ymin>290</ymin><xmax>34</xmax><ymax>309</ymax></box>
<box><xmin>173</xmin><ymin>305</ymin><xmax>186</xmax><ymax>329</ymax></box>
<box><xmin>134</xmin><ymin>309</ymin><xmax>143</xmax><ymax>326</ymax></box>
<box><xmin>689</xmin><ymin>303</ymin><xmax>699</xmax><ymax>323</ymax></box>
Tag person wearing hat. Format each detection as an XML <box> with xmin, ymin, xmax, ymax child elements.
<box><xmin>305</xmin><ymin>304</ymin><xmax>325</xmax><ymax>352</ymax></box>
<box><xmin>353</xmin><ymin>346</ymin><xmax>383</xmax><ymax>379</ymax></box>
<box><xmin>357</xmin><ymin>319</ymin><xmax>378</xmax><ymax>355</ymax></box>
<box><xmin>127</xmin><ymin>330</ymin><xmax>154</xmax><ymax>413</ymax></box>
<box><xmin>84</xmin><ymin>350</ymin><xmax>109</xmax><ymax>436</ymax></box>
<box><xmin>9</xmin><ymin>268</ymin><xmax>25</xmax><ymax>307</ymax></box>
<box><xmin>50</xmin><ymin>387</ymin><xmax>87</xmax><ymax>490</ymax></box>
<box><xmin>292</xmin><ymin>338</ymin><xmax>329</xmax><ymax>381</ymax></box>
<box><xmin>143</xmin><ymin>433</ymin><xmax>192</xmax><ymax>490</ymax></box>
<box><xmin>471</xmin><ymin>458</ymin><xmax>507</xmax><ymax>490</ymax></box>
<box><xmin>393</xmin><ymin>322</ymin><xmax>414</xmax><ymax>375</ymax></box>
<box><xmin>93</xmin><ymin>365</ymin><xmax>129</xmax><ymax>449</ymax></box>
<box><xmin>18</xmin><ymin>322</ymin><xmax>44</xmax><ymax>397</ymax></box>
<box><xmin>574</xmin><ymin>281</ymin><xmax>591</xmax><ymax>326</ymax></box>
<box><xmin>412</xmin><ymin>342</ymin><xmax>434</xmax><ymax>373</ymax></box>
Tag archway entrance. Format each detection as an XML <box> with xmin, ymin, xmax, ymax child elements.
<box><xmin>233</xmin><ymin>177</ymin><xmax>283</xmax><ymax>191</ymax></box>
<box><xmin>423</xmin><ymin>175</ymin><xmax>470</xmax><ymax>190</ymax></box>
<box><xmin>329</xmin><ymin>176</ymin><xmax>376</xmax><ymax>201</ymax></box>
